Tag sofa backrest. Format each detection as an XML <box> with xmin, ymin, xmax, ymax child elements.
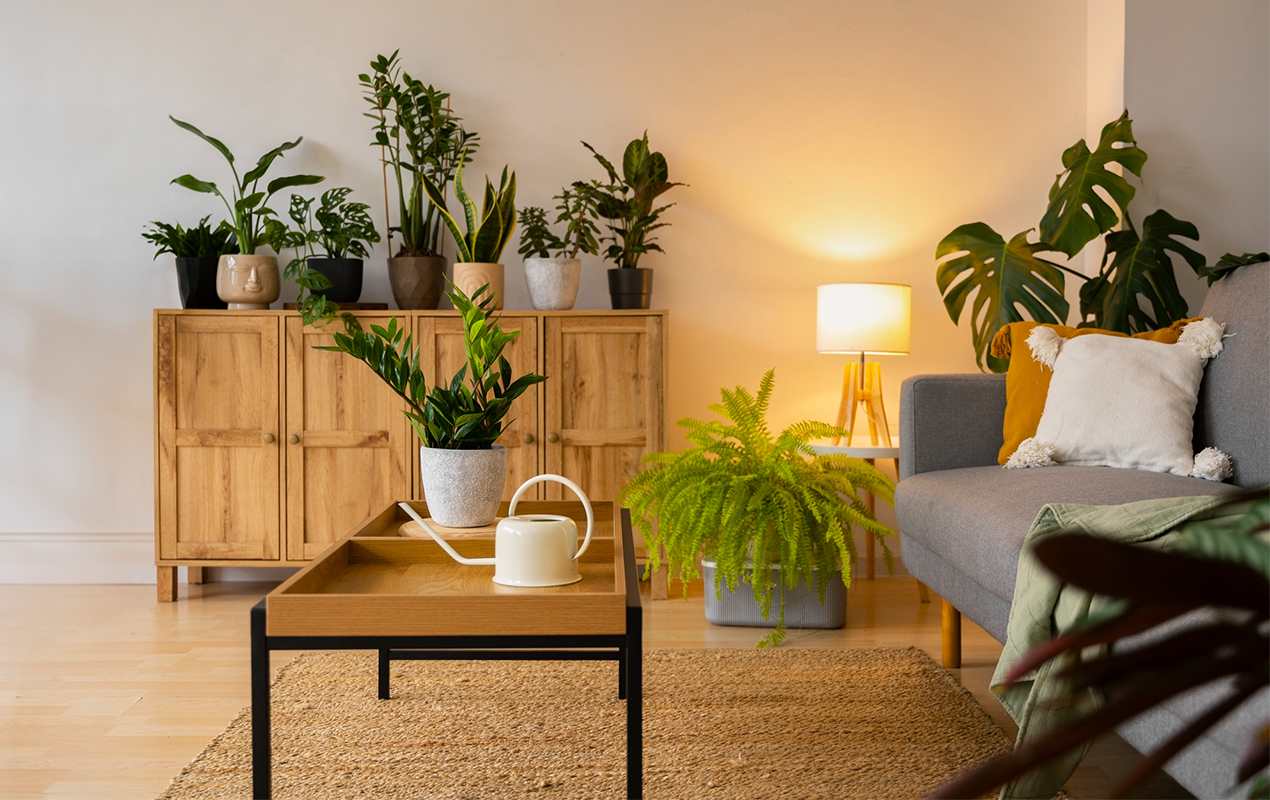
<box><xmin>1195</xmin><ymin>260</ymin><xmax>1269</xmax><ymax>487</ymax></box>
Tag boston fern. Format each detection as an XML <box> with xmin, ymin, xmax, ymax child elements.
<box><xmin>618</xmin><ymin>370</ymin><xmax>895</xmax><ymax>646</ymax></box>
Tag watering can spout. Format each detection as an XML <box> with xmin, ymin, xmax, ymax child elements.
<box><xmin>398</xmin><ymin>503</ymin><xmax>496</xmax><ymax>565</ymax></box>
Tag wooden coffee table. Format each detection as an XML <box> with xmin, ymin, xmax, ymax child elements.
<box><xmin>250</xmin><ymin>501</ymin><xmax>643</xmax><ymax>799</ymax></box>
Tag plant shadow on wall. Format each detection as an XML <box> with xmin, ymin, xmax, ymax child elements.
<box><xmin>936</xmin><ymin>110</ymin><xmax>1269</xmax><ymax>371</ymax></box>
<box><xmin>618</xmin><ymin>370</ymin><xmax>895</xmax><ymax>647</ymax></box>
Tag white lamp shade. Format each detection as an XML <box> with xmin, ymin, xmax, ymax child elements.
<box><xmin>816</xmin><ymin>283</ymin><xmax>911</xmax><ymax>354</ymax></box>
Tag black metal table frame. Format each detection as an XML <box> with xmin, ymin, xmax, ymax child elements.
<box><xmin>250</xmin><ymin>509</ymin><xmax>643</xmax><ymax>799</ymax></box>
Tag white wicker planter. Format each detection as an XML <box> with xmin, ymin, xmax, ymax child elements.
<box><xmin>702</xmin><ymin>559</ymin><xmax>846</xmax><ymax>629</ymax></box>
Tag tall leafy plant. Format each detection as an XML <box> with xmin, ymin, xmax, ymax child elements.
<box><xmin>361</xmin><ymin>51</ymin><xmax>478</xmax><ymax>257</ymax></box>
<box><xmin>422</xmin><ymin>162</ymin><xmax>517</xmax><ymax>263</ymax></box>
<box><xmin>168</xmin><ymin>116</ymin><xmax>323</xmax><ymax>254</ymax></box>
<box><xmin>517</xmin><ymin>183</ymin><xmax>600</xmax><ymax>259</ymax></box>
<box><xmin>583</xmin><ymin>133</ymin><xmax>684</xmax><ymax>269</ymax></box>
<box><xmin>618</xmin><ymin>370</ymin><xmax>895</xmax><ymax>647</ymax></box>
<box><xmin>936</xmin><ymin>111</ymin><xmax>1269</xmax><ymax>371</ymax></box>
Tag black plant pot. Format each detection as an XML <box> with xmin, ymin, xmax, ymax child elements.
<box><xmin>308</xmin><ymin>258</ymin><xmax>364</xmax><ymax>303</ymax></box>
<box><xmin>607</xmin><ymin>267</ymin><xmax>654</xmax><ymax>310</ymax></box>
<box><xmin>175</xmin><ymin>257</ymin><xmax>228</xmax><ymax>309</ymax></box>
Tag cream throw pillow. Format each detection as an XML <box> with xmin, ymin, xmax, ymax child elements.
<box><xmin>1005</xmin><ymin>319</ymin><xmax>1233</xmax><ymax>481</ymax></box>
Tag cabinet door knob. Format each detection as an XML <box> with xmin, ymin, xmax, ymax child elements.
<box><xmin>547</xmin><ymin>432</ymin><xmax>560</xmax><ymax>444</ymax></box>
<box><xmin>522</xmin><ymin>433</ymin><xmax>535</xmax><ymax>445</ymax></box>
<box><xmin>262</xmin><ymin>433</ymin><xmax>275</xmax><ymax>444</ymax></box>
<box><xmin>288</xmin><ymin>434</ymin><xmax>300</xmax><ymax>445</ymax></box>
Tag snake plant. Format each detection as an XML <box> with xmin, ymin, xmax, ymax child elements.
<box><xmin>423</xmin><ymin>160</ymin><xmax>516</xmax><ymax>263</ymax></box>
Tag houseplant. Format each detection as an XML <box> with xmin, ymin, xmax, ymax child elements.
<box><xmin>270</xmin><ymin>187</ymin><xmax>381</xmax><ymax>320</ymax></box>
<box><xmin>168</xmin><ymin>115</ymin><xmax>323</xmax><ymax>309</ymax></box>
<box><xmin>618</xmin><ymin>370</ymin><xmax>895</xmax><ymax>646</ymax></box>
<box><xmin>936</xmin><ymin>110</ymin><xmax>1270</xmax><ymax>371</ymax></box>
<box><xmin>142</xmin><ymin>215</ymin><xmax>237</xmax><ymax>309</ymax></box>
<box><xmin>361</xmin><ymin>51</ymin><xmax>478</xmax><ymax>310</ymax></box>
<box><xmin>583</xmin><ymin>133</ymin><xmax>683</xmax><ymax>309</ymax></box>
<box><xmin>423</xmin><ymin>161</ymin><xmax>517</xmax><ymax>310</ymax></box>
<box><xmin>517</xmin><ymin>183</ymin><xmax>600</xmax><ymax>310</ymax></box>
<box><xmin>319</xmin><ymin>283</ymin><xmax>545</xmax><ymax>526</ymax></box>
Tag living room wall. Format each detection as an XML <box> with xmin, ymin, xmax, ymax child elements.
<box><xmin>0</xmin><ymin>0</ymin><xmax>1202</xmax><ymax>582</ymax></box>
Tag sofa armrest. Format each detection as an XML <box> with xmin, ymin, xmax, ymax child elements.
<box><xmin>899</xmin><ymin>374</ymin><xmax>1006</xmax><ymax>480</ymax></box>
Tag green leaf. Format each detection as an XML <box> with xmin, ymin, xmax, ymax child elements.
<box><xmin>171</xmin><ymin>174</ymin><xmax>219</xmax><ymax>195</ymax></box>
<box><xmin>1040</xmin><ymin>111</ymin><xmax>1148</xmax><ymax>257</ymax></box>
<box><xmin>266</xmin><ymin>174</ymin><xmax>324</xmax><ymax>196</ymax></box>
<box><xmin>935</xmin><ymin>223</ymin><xmax>1070</xmax><ymax>371</ymax></box>
<box><xmin>243</xmin><ymin>138</ymin><xmax>303</xmax><ymax>186</ymax></box>
<box><xmin>1087</xmin><ymin>208</ymin><xmax>1201</xmax><ymax>334</ymax></box>
<box><xmin>422</xmin><ymin>171</ymin><xmax>471</xmax><ymax>262</ymax></box>
<box><xmin>169</xmin><ymin>116</ymin><xmax>234</xmax><ymax>165</ymax></box>
<box><xmin>1192</xmin><ymin>251</ymin><xmax>1269</xmax><ymax>287</ymax></box>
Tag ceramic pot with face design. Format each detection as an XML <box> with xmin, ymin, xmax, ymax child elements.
<box><xmin>216</xmin><ymin>254</ymin><xmax>280</xmax><ymax>309</ymax></box>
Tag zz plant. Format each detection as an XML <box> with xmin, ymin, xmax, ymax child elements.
<box><xmin>142</xmin><ymin>216</ymin><xmax>237</xmax><ymax>260</ymax></box>
<box><xmin>517</xmin><ymin>183</ymin><xmax>600</xmax><ymax>260</ymax></box>
<box><xmin>319</xmin><ymin>284</ymin><xmax>545</xmax><ymax>449</ymax></box>
<box><xmin>423</xmin><ymin>161</ymin><xmax>517</xmax><ymax>263</ymax></box>
<box><xmin>618</xmin><ymin>370</ymin><xmax>895</xmax><ymax>647</ymax></box>
<box><xmin>583</xmin><ymin>133</ymin><xmax>684</xmax><ymax>269</ymax></box>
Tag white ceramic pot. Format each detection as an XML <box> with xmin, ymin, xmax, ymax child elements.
<box><xmin>216</xmin><ymin>254</ymin><xmax>280</xmax><ymax>309</ymax></box>
<box><xmin>453</xmin><ymin>262</ymin><xmax>505</xmax><ymax>309</ymax></box>
<box><xmin>418</xmin><ymin>445</ymin><xmax>508</xmax><ymax>527</ymax></box>
<box><xmin>524</xmin><ymin>256</ymin><xmax>581</xmax><ymax>310</ymax></box>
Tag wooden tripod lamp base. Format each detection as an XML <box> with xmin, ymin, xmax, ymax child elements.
<box><xmin>832</xmin><ymin>356</ymin><xmax>893</xmax><ymax>447</ymax></box>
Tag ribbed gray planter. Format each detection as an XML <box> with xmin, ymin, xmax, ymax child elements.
<box><xmin>418</xmin><ymin>445</ymin><xmax>507</xmax><ymax>527</ymax></box>
<box><xmin>703</xmin><ymin>559</ymin><xmax>846</xmax><ymax>629</ymax></box>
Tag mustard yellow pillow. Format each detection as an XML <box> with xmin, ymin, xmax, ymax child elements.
<box><xmin>993</xmin><ymin>319</ymin><xmax>1198</xmax><ymax>465</ymax></box>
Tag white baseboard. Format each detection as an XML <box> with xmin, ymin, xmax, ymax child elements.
<box><xmin>0</xmin><ymin>533</ymin><xmax>297</xmax><ymax>584</ymax></box>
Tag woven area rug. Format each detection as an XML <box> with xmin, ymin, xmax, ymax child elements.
<box><xmin>158</xmin><ymin>647</ymin><xmax>1011</xmax><ymax>799</ymax></box>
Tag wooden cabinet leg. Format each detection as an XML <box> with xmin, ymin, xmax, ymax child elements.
<box><xmin>917</xmin><ymin>580</ymin><xmax>931</xmax><ymax>603</ymax></box>
<box><xmin>651</xmin><ymin>546</ymin><xmax>669</xmax><ymax>600</ymax></box>
<box><xmin>188</xmin><ymin>566</ymin><xmax>206</xmax><ymax>584</ymax></box>
<box><xmin>157</xmin><ymin>567</ymin><xmax>177</xmax><ymax>602</ymax></box>
<box><xmin>941</xmin><ymin>600</ymin><xmax>962</xmax><ymax>668</ymax></box>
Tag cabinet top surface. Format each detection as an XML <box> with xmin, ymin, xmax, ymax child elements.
<box><xmin>154</xmin><ymin>308</ymin><xmax>669</xmax><ymax>317</ymax></box>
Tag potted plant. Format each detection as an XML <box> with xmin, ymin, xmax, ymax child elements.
<box><xmin>361</xmin><ymin>51</ymin><xmax>478</xmax><ymax>310</ymax></box>
<box><xmin>142</xmin><ymin>215</ymin><xmax>237</xmax><ymax>309</ymax></box>
<box><xmin>270</xmin><ymin>187</ymin><xmax>380</xmax><ymax>308</ymax></box>
<box><xmin>582</xmin><ymin>132</ymin><xmax>684</xmax><ymax>309</ymax></box>
<box><xmin>423</xmin><ymin>162</ymin><xmax>517</xmax><ymax>310</ymax></box>
<box><xmin>618</xmin><ymin>370</ymin><xmax>895</xmax><ymax>646</ymax></box>
<box><xmin>168</xmin><ymin>116</ymin><xmax>323</xmax><ymax>309</ymax></box>
<box><xmin>517</xmin><ymin>183</ymin><xmax>600</xmax><ymax>310</ymax></box>
<box><xmin>320</xmin><ymin>284</ymin><xmax>545</xmax><ymax>526</ymax></box>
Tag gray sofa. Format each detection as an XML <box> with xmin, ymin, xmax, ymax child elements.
<box><xmin>894</xmin><ymin>261</ymin><xmax>1269</xmax><ymax>799</ymax></box>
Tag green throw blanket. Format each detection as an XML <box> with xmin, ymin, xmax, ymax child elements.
<box><xmin>992</xmin><ymin>494</ymin><xmax>1233</xmax><ymax>800</ymax></box>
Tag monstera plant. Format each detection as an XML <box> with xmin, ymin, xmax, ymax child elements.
<box><xmin>937</xmin><ymin>111</ymin><xmax>1268</xmax><ymax>371</ymax></box>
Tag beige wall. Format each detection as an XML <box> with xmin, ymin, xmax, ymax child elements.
<box><xmin>1</xmin><ymin>1</ymin><xmax>1093</xmax><ymax>573</ymax></box>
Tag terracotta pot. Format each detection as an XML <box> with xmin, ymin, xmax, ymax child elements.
<box><xmin>453</xmin><ymin>262</ymin><xmax>505</xmax><ymax>309</ymax></box>
<box><xmin>388</xmin><ymin>255</ymin><xmax>446</xmax><ymax>309</ymax></box>
<box><xmin>524</xmin><ymin>256</ymin><xmax>581</xmax><ymax>310</ymax></box>
<box><xmin>175</xmin><ymin>257</ymin><xmax>227</xmax><ymax>309</ymax></box>
<box><xmin>418</xmin><ymin>445</ymin><xmax>508</xmax><ymax>527</ymax></box>
<box><xmin>216</xmin><ymin>254</ymin><xmax>280</xmax><ymax>309</ymax></box>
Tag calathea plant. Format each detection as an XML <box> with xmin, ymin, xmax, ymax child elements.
<box><xmin>142</xmin><ymin>216</ymin><xmax>237</xmax><ymax>260</ymax></box>
<box><xmin>422</xmin><ymin>161</ymin><xmax>517</xmax><ymax>263</ymax></box>
<box><xmin>168</xmin><ymin>116</ymin><xmax>323</xmax><ymax>254</ymax></box>
<box><xmin>937</xmin><ymin>111</ymin><xmax>1269</xmax><ymax>371</ymax></box>
<box><xmin>517</xmin><ymin>183</ymin><xmax>600</xmax><ymax>260</ymax></box>
<box><xmin>583</xmin><ymin>133</ymin><xmax>683</xmax><ymax>269</ymax></box>
<box><xmin>618</xmin><ymin>370</ymin><xmax>895</xmax><ymax>647</ymax></box>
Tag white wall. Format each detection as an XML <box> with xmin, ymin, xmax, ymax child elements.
<box><xmin>0</xmin><ymin>0</ymin><xmax>1109</xmax><ymax>582</ymax></box>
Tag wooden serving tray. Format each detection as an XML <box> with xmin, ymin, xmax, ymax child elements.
<box><xmin>267</xmin><ymin>501</ymin><xmax>626</xmax><ymax>638</ymax></box>
<box><xmin>346</xmin><ymin>499</ymin><xmax>615</xmax><ymax>540</ymax></box>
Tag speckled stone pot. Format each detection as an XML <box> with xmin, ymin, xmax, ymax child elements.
<box><xmin>419</xmin><ymin>445</ymin><xmax>508</xmax><ymax>527</ymax></box>
<box><xmin>524</xmin><ymin>256</ymin><xmax>581</xmax><ymax>310</ymax></box>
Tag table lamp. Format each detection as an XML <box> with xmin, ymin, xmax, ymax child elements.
<box><xmin>816</xmin><ymin>283</ymin><xmax>911</xmax><ymax>446</ymax></box>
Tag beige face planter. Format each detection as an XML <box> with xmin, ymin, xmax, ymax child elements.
<box><xmin>216</xmin><ymin>254</ymin><xmax>280</xmax><ymax>309</ymax></box>
<box><xmin>453</xmin><ymin>262</ymin><xmax>505</xmax><ymax>310</ymax></box>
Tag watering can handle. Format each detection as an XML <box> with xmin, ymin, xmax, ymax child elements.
<box><xmin>397</xmin><ymin>504</ymin><xmax>497</xmax><ymax>566</ymax></box>
<box><xmin>508</xmin><ymin>474</ymin><xmax>594</xmax><ymax>560</ymax></box>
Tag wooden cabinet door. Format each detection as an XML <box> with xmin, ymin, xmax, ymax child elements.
<box><xmin>417</xmin><ymin>314</ymin><xmax>541</xmax><ymax>501</ymax></box>
<box><xmin>543</xmin><ymin>315</ymin><xmax>665</xmax><ymax>503</ymax></box>
<box><xmin>157</xmin><ymin>315</ymin><xmax>281</xmax><ymax>560</ymax></box>
<box><xmin>284</xmin><ymin>315</ymin><xmax>413</xmax><ymax>560</ymax></box>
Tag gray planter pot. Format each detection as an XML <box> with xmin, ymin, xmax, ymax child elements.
<box><xmin>524</xmin><ymin>256</ymin><xmax>581</xmax><ymax>310</ymax></box>
<box><xmin>418</xmin><ymin>445</ymin><xmax>507</xmax><ymax>527</ymax></box>
<box><xmin>702</xmin><ymin>559</ymin><xmax>846</xmax><ymax>629</ymax></box>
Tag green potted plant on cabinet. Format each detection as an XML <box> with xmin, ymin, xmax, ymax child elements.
<box><xmin>517</xmin><ymin>183</ymin><xmax>600</xmax><ymax>310</ymax></box>
<box><xmin>168</xmin><ymin>115</ymin><xmax>323</xmax><ymax>309</ymax></box>
<box><xmin>618</xmin><ymin>370</ymin><xmax>895</xmax><ymax>646</ymax></box>
<box><xmin>423</xmin><ymin>162</ymin><xmax>517</xmax><ymax>310</ymax></box>
<box><xmin>583</xmin><ymin>132</ymin><xmax>684</xmax><ymax>309</ymax></box>
<box><xmin>361</xmin><ymin>51</ymin><xmax>479</xmax><ymax>310</ymax></box>
<box><xmin>269</xmin><ymin>187</ymin><xmax>381</xmax><ymax>311</ymax></box>
<box><xmin>320</xmin><ymin>284</ymin><xmax>546</xmax><ymax>526</ymax></box>
<box><xmin>142</xmin><ymin>215</ymin><xmax>238</xmax><ymax>309</ymax></box>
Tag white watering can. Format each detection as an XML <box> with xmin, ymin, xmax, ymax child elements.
<box><xmin>398</xmin><ymin>474</ymin><xmax>594</xmax><ymax>587</ymax></box>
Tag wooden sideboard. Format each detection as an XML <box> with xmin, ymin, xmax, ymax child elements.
<box><xmin>154</xmin><ymin>309</ymin><xmax>667</xmax><ymax>601</ymax></box>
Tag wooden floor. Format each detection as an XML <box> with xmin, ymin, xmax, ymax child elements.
<box><xmin>0</xmin><ymin>577</ymin><xmax>1188</xmax><ymax>800</ymax></box>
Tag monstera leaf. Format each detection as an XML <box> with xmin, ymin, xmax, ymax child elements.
<box><xmin>936</xmin><ymin>223</ymin><xmax>1070</xmax><ymax>372</ymax></box>
<box><xmin>1040</xmin><ymin>111</ymin><xmax>1148</xmax><ymax>257</ymax></box>
<box><xmin>1081</xmin><ymin>209</ymin><xmax>1203</xmax><ymax>334</ymax></box>
<box><xmin>1193</xmin><ymin>251</ymin><xmax>1270</xmax><ymax>286</ymax></box>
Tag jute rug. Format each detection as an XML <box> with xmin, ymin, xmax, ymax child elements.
<box><xmin>158</xmin><ymin>647</ymin><xmax>1011</xmax><ymax>799</ymax></box>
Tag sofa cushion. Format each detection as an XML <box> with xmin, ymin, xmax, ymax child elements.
<box><xmin>894</xmin><ymin>465</ymin><xmax>1238</xmax><ymax>602</ymax></box>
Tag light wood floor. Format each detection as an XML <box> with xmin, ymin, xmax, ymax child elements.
<box><xmin>0</xmin><ymin>577</ymin><xmax>1188</xmax><ymax>800</ymax></box>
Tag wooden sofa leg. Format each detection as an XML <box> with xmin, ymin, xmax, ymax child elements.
<box><xmin>941</xmin><ymin>600</ymin><xmax>962</xmax><ymax>668</ymax></box>
<box><xmin>157</xmin><ymin>567</ymin><xmax>177</xmax><ymax>602</ymax></box>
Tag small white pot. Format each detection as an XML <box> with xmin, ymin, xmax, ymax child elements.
<box><xmin>524</xmin><ymin>256</ymin><xmax>581</xmax><ymax>310</ymax></box>
<box><xmin>418</xmin><ymin>445</ymin><xmax>508</xmax><ymax>527</ymax></box>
